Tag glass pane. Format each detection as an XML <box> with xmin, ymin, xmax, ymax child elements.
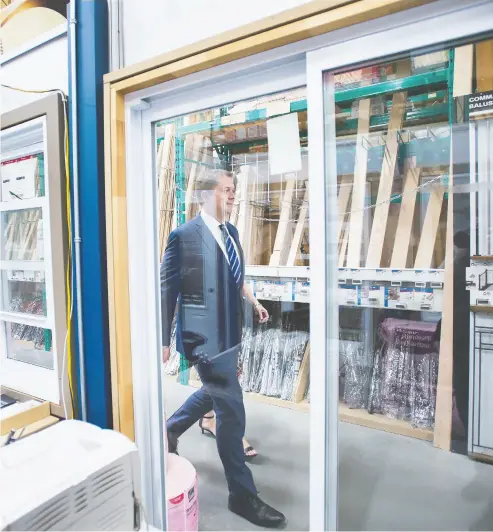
<box><xmin>1</xmin><ymin>270</ymin><xmax>47</xmax><ymax>316</ymax></box>
<box><xmin>1</xmin><ymin>208</ymin><xmax>45</xmax><ymax>261</ymax></box>
<box><xmin>156</xmin><ymin>88</ymin><xmax>309</xmax><ymax>529</ymax></box>
<box><xmin>1</xmin><ymin>118</ymin><xmax>46</xmax><ymax>202</ymax></box>
<box><xmin>324</xmin><ymin>37</ymin><xmax>493</xmax><ymax>530</ymax></box>
<box><xmin>3</xmin><ymin>320</ymin><xmax>53</xmax><ymax>370</ymax></box>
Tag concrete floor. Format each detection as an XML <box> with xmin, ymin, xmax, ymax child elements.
<box><xmin>165</xmin><ymin>382</ymin><xmax>493</xmax><ymax>531</ymax></box>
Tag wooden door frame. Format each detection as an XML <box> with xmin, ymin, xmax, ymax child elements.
<box><xmin>103</xmin><ymin>0</ymin><xmax>435</xmax><ymax>439</ymax></box>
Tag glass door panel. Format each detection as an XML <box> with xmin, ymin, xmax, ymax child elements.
<box><xmin>155</xmin><ymin>87</ymin><xmax>311</xmax><ymax>531</ymax></box>
<box><xmin>322</xmin><ymin>37</ymin><xmax>493</xmax><ymax>531</ymax></box>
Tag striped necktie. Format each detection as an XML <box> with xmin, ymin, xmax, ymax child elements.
<box><xmin>219</xmin><ymin>224</ymin><xmax>242</xmax><ymax>287</ymax></box>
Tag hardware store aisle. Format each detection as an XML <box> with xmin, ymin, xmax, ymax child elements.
<box><xmin>164</xmin><ymin>382</ymin><xmax>493</xmax><ymax>531</ymax></box>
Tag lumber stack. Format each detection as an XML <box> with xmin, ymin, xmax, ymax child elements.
<box><xmin>157</xmin><ymin>124</ymin><xmax>176</xmax><ymax>261</ymax></box>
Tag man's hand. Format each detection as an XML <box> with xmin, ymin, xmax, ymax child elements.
<box><xmin>162</xmin><ymin>346</ymin><xmax>171</xmax><ymax>364</ymax></box>
<box><xmin>254</xmin><ymin>303</ymin><xmax>269</xmax><ymax>324</ymax></box>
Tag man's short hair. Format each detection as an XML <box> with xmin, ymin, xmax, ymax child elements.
<box><xmin>195</xmin><ymin>168</ymin><xmax>236</xmax><ymax>203</ymax></box>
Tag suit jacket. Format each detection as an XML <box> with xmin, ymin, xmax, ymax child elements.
<box><xmin>160</xmin><ymin>215</ymin><xmax>245</xmax><ymax>363</ymax></box>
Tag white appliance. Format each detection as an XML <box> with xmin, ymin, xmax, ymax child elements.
<box><xmin>0</xmin><ymin>420</ymin><xmax>141</xmax><ymax>531</ymax></box>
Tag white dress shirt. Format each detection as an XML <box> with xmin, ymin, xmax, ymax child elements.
<box><xmin>200</xmin><ymin>210</ymin><xmax>240</xmax><ymax>266</ymax></box>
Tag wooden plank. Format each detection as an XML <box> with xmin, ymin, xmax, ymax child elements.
<box><xmin>346</xmin><ymin>99</ymin><xmax>371</xmax><ymax>267</ymax></box>
<box><xmin>339</xmin><ymin>404</ymin><xmax>434</xmax><ymax>442</ymax></box>
<box><xmin>270</xmin><ymin>177</ymin><xmax>295</xmax><ymax>266</ymax></box>
<box><xmin>185</xmin><ymin>134</ymin><xmax>203</xmax><ymax>221</ymax></box>
<box><xmin>476</xmin><ymin>39</ymin><xmax>493</xmax><ymax>92</ymax></box>
<box><xmin>1</xmin><ymin>401</ymin><xmax>50</xmax><ymax>435</ymax></box>
<box><xmin>414</xmin><ymin>184</ymin><xmax>445</xmax><ymax>268</ymax></box>
<box><xmin>453</xmin><ymin>45</ymin><xmax>474</xmax><ymax>97</ymax></box>
<box><xmin>433</xmin><ymin>150</ymin><xmax>454</xmax><ymax>451</ymax></box>
<box><xmin>0</xmin><ymin>416</ymin><xmax>59</xmax><ymax>446</ymax></box>
<box><xmin>391</xmin><ymin>157</ymin><xmax>420</xmax><ymax>267</ymax></box>
<box><xmin>366</xmin><ymin>91</ymin><xmax>407</xmax><ymax>267</ymax></box>
<box><xmin>339</xmin><ymin>222</ymin><xmax>349</xmax><ymax>267</ymax></box>
<box><xmin>110</xmin><ymin>0</ymin><xmax>434</xmax><ymax>95</ymax></box>
<box><xmin>293</xmin><ymin>343</ymin><xmax>310</xmax><ymax>403</ymax></box>
<box><xmin>336</xmin><ymin>176</ymin><xmax>352</xmax><ymax>244</ymax></box>
<box><xmin>287</xmin><ymin>186</ymin><xmax>309</xmax><ymax>266</ymax></box>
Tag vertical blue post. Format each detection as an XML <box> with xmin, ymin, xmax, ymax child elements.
<box><xmin>69</xmin><ymin>0</ymin><xmax>112</xmax><ymax>427</ymax></box>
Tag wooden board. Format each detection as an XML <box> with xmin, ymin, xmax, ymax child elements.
<box><xmin>476</xmin><ymin>39</ymin><xmax>493</xmax><ymax>93</ymax></box>
<box><xmin>269</xmin><ymin>177</ymin><xmax>296</xmax><ymax>266</ymax></box>
<box><xmin>293</xmin><ymin>343</ymin><xmax>310</xmax><ymax>403</ymax></box>
<box><xmin>414</xmin><ymin>184</ymin><xmax>445</xmax><ymax>268</ymax></box>
<box><xmin>287</xmin><ymin>186</ymin><xmax>309</xmax><ymax>266</ymax></box>
<box><xmin>366</xmin><ymin>90</ymin><xmax>407</xmax><ymax>267</ymax></box>
<box><xmin>346</xmin><ymin>99</ymin><xmax>371</xmax><ymax>267</ymax></box>
<box><xmin>453</xmin><ymin>45</ymin><xmax>474</xmax><ymax>97</ymax></box>
<box><xmin>339</xmin><ymin>222</ymin><xmax>349</xmax><ymax>267</ymax></box>
<box><xmin>391</xmin><ymin>157</ymin><xmax>420</xmax><ymax>267</ymax></box>
<box><xmin>433</xmin><ymin>151</ymin><xmax>454</xmax><ymax>451</ymax></box>
<box><xmin>339</xmin><ymin>404</ymin><xmax>434</xmax><ymax>441</ymax></box>
<box><xmin>337</xmin><ymin>176</ymin><xmax>352</xmax><ymax>243</ymax></box>
<box><xmin>1</xmin><ymin>401</ymin><xmax>50</xmax><ymax>436</ymax></box>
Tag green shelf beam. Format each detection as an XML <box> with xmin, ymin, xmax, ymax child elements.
<box><xmin>334</xmin><ymin>68</ymin><xmax>448</xmax><ymax>103</ymax></box>
<box><xmin>339</xmin><ymin>104</ymin><xmax>448</xmax><ymax>131</ymax></box>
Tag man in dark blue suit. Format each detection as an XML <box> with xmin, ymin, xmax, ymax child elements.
<box><xmin>161</xmin><ymin>169</ymin><xmax>286</xmax><ymax>528</ymax></box>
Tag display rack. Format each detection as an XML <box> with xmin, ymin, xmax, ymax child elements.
<box><xmin>158</xmin><ymin>50</ymin><xmax>460</xmax><ymax>442</ymax></box>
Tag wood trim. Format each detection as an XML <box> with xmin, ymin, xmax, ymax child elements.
<box><xmin>1</xmin><ymin>401</ymin><xmax>50</xmax><ymax>436</ymax></box>
<box><xmin>104</xmin><ymin>0</ymin><xmax>436</xmax><ymax>440</ymax></box>
<box><xmin>104</xmin><ymin>0</ymin><xmax>355</xmax><ymax>84</ymax></box>
<box><xmin>108</xmin><ymin>0</ymin><xmax>434</xmax><ymax>95</ymax></box>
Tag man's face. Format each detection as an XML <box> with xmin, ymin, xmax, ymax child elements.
<box><xmin>213</xmin><ymin>174</ymin><xmax>236</xmax><ymax>220</ymax></box>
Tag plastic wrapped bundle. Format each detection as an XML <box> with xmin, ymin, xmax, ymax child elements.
<box><xmin>369</xmin><ymin>318</ymin><xmax>439</xmax><ymax>426</ymax></box>
<box><xmin>238</xmin><ymin>328</ymin><xmax>254</xmax><ymax>390</ymax></box>
<box><xmin>340</xmin><ymin>339</ymin><xmax>371</xmax><ymax>409</ymax></box>
<box><xmin>163</xmin><ymin>318</ymin><xmax>180</xmax><ymax>376</ymax></box>
<box><xmin>409</xmin><ymin>349</ymin><xmax>439</xmax><ymax>428</ymax></box>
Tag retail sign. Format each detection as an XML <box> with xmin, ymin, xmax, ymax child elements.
<box><xmin>466</xmin><ymin>90</ymin><xmax>493</xmax><ymax>119</ymax></box>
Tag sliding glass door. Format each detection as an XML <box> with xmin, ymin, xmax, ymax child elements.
<box><xmin>307</xmin><ymin>2</ymin><xmax>493</xmax><ymax>529</ymax></box>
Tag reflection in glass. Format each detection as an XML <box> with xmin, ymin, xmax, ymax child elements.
<box><xmin>4</xmin><ymin>321</ymin><xmax>53</xmax><ymax>370</ymax></box>
<box><xmin>1</xmin><ymin>208</ymin><xmax>44</xmax><ymax>261</ymax></box>
<box><xmin>1</xmin><ymin>271</ymin><xmax>47</xmax><ymax>316</ymax></box>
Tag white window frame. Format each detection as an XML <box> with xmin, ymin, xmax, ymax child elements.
<box><xmin>123</xmin><ymin>0</ymin><xmax>492</xmax><ymax>529</ymax></box>
<box><xmin>0</xmin><ymin>116</ymin><xmax>59</xmax><ymax>403</ymax></box>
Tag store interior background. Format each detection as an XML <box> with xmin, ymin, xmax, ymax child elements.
<box><xmin>1</xmin><ymin>1</ymin><xmax>493</xmax><ymax>531</ymax></box>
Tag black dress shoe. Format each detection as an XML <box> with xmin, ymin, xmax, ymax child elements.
<box><xmin>228</xmin><ymin>492</ymin><xmax>286</xmax><ymax>528</ymax></box>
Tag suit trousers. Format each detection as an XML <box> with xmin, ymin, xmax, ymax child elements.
<box><xmin>166</xmin><ymin>347</ymin><xmax>257</xmax><ymax>496</ymax></box>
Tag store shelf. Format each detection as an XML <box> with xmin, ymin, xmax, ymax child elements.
<box><xmin>335</xmin><ymin>69</ymin><xmax>448</xmax><ymax>103</ymax></box>
<box><xmin>339</xmin><ymin>404</ymin><xmax>434</xmax><ymax>442</ymax></box>
<box><xmin>174</xmin><ymin>377</ymin><xmax>434</xmax><ymax>441</ymax></box>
